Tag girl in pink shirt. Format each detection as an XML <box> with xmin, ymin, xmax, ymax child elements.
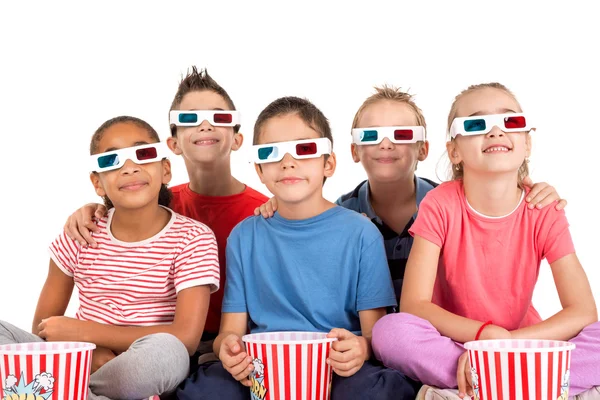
<box><xmin>371</xmin><ymin>83</ymin><xmax>600</xmax><ymax>399</ymax></box>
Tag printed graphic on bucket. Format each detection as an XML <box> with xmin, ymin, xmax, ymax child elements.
<box><xmin>249</xmin><ymin>359</ymin><xmax>268</xmax><ymax>400</ymax></box>
<box><xmin>243</xmin><ymin>331</ymin><xmax>337</xmax><ymax>400</ymax></box>
<box><xmin>3</xmin><ymin>371</ymin><xmax>55</xmax><ymax>400</ymax></box>
<box><xmin>0</xmin><ymin>342</ymin><xmax>95</xmax><ymax>400</ymax></box>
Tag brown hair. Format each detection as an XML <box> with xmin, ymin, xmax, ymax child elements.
<box><xmin>169</xmin><ymin>66</ymin><xmax>240</xmax><ymax>135</ymax></box>
<box><xmin>351</xmin><ymin>85</ymin><xmax>427</xmax><ymax>133</ymax></box>
<box><xmin>253</xmin><ymin>96</ymin><xmax>333</xmax><ymax>183</ymax></box>
<box><xmin>253</xmin><ymin>96</ymin><xmax>333</xmax><ymax>146</ymax></box>
<box><xmin>446</xmin><ymin>82</ymin><xmax>529</xmax><ymax>188</ymax></box>
<box><xmin>90</xmin><ymin>116</ymin><xmax>172</xmax><ymax>209</ymax></box>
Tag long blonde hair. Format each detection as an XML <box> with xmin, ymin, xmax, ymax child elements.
<box><xmin>446</xmin><ymin>83</ymin><xmax>530</xmax><ymax>188</ymax></box>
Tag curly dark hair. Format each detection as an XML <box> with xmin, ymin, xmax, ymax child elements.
<box><xmin>90</xmin><ymin>116</ymin><xmax>172</xmax><ymax>209</ymax></box>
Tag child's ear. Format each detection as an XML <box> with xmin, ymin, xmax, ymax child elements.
<box><xmin>446</xmin><ymin>140</ymin><xmax>462</xmax><ymax>165</ymax></box>
<box><xmin>418</xmin><ymin>140</ymin><xmax>430</xmax><ymax>162</ymax></box>
<box><xmin>525</xmin><ymin>132</ymin><xmax>532</xmax><ymax>158</ymax></box>
<box><xmin>324</xmin><ymin>152</ymin><xmax>337</xmax><ymax>178</ymax></box>
<box><xmin>254</xmin><ymin>163</ymin><xmax>266</xmax><ymax>184</ymax></box>
<box><xmin>90</xmin><ymin>173</ymin><xmax>106</xmax><ymax>197</ymax></box>
<box><xmin>231</xmin><ymin>132</ymin><xmax>244</xmax><ymax>151</ymax></box>
<box><xmin>161</xmin><ymin>159</ymin><xmax>172</xmax><ymax>185</ymax></box>
<box><xmin>167</xmin><ymin>136</ymin><xmax>183</xmax><ymax>156</ymax></box>
<box><xmin>351</xmin><ymin>144</ymin><xmax>361</xmax><ymax>163</ymax></box>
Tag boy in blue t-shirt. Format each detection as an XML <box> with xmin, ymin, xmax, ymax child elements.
<box><xmin>177</xmin><ymin>96</ymin><xmax>418</xmax><ymax>399</ymax></box>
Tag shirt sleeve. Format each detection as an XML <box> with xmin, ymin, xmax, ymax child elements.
<box><xmin>173</xmin><ymin>228</ymin><xmax>220</xmax><ymax>293</ymax></box>
<box><xmin>356</xmin><ymin>232</ymin><xmax>397</xmax><ymax>311</ymax></box>
<box><xmin>539</xmin><ymin>208</ymin><xmax>575</xmax><ymax>264</ymax></box>
<box><xmin>222</xmin><ymin>227</ymin><xmax>248</xmax><ymax>313</ymax></box>
<box><xmin>409</xmin><ymin>193</ymin><xmax>446</xmax><ymax>248</ymax></box>
<box><xmin>48</xmin><ymin>231</ymin><xmax>80</xmax><ymax>277</ymax></box>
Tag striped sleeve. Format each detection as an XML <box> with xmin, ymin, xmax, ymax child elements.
<box><xmin>173</xmin><ymin>226</ymin><xmax>220</xmax><ymax>293</ymax></box>
<box><xmin>48</xmin><ymin>231</ymin><xmax>80</xmax><ymax>277</ymax></box>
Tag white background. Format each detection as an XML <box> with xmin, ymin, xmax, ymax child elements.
<box><xmin>0</xmin><ymin>1</ymin><xmax>597</xmax><ymax>332</ymax></box>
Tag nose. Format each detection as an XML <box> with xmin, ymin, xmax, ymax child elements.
<box><xmin>486</xmin><ymin>126</ymin><xmax>505</xmax><ymax>138</ymax></box>
<box><xmin>119</xmin><ymin>159</ymin><xmax>141</xmax><ymax>175</ymax></box>
<box><xmin>379</xmin><ymin>137</ymin><xmax>395</xmax><ymax>150</ymax></box>
<box><xmin>280</xmin><ymin>152</ymin><xmax>296</xmax><ymax>169</ymax></box>
<box><xmin>196</xmin><ymin>119</ymin><xmax>215</xmax><ymax>132</ymax></box>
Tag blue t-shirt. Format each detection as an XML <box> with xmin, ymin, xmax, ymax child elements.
<box><xmin>222</xmin><ymin>206</ymin><xmax>396</xmax><ymax>335</ymax></box>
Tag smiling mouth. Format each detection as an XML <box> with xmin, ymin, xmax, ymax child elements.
<box><xmin>375</xmin><ymin>157</ymin><xmax>398</xmax><ymax>163</ymax></box>
<box><xmin>483</xmin><ymin>146</ymin><xmax>511</xmax><ymax>153</ymax></box>
<box><xmin>120</xmin><ymin>182</ymin><xmax>148</xmax><ymax>190</ymax></box>
<box><xmin>194</xmin><ymin>139</ymin><xmax>220</xmax><ymax>145</ymax></box>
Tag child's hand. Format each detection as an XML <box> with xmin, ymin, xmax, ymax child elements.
<box><xmin>326</xmin><ymin>328</ymin><xmax>367</xmax><ymax>377</ymax></box>
<box><xmin>219</xmin><ymin>334</ymin><xmax>254</xmax><ymax>387</ymax></box>
<box><xmin>38</xmin><ymin>316</ymin><xmax>86</xmax><ymax>342</ymax></box>
<box><xmin>91</xmin><ymin>346</ymin><xmax>117</xmax><ymax>374</ymax></box>
<box><xmin>253</xmin><ymin>198</ymin><xmax>278</xmax><ymax>218</ymax></box>
<box><xmin>64</xmin><ymin>203</ymin><xmax>108</xmax><ymax>248</ymax></box>
<box><xmin>523</xmin><ymin>177</ymin><xmax>567</xmax><ymax>210</ymax></box>
<box><xmin>457</xmin><ymin>351</ymin><xmax>474</xmax><ymax>398</ymax></box>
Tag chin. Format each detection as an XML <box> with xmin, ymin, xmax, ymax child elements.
<box><xmin>271</xmin><ymin>188</ymin><xmax>314</xmax><ymax>204</ymax></box>
<box><xmin>274</xmin><ymin>194</ymin><xmax>309</xmax><ymax>204</ymax></box>
<box><xmin>188</xmin><ymin>155</ymin><xmax>222</xmax><ymax>164</ymax></box>
<box><xmin>480</xmin><ymin>163</ymin><xmax>523</xmax><ymax>173</ymax></box>
<box><xmin>368</xmin><ymin>170</ymin><xmax>412</xmax><ymax>183</ymax></box>
<box><xmin>114</xmin><ymin>198</ymin><xmax>155</xmax><ymax>210</ymax></box>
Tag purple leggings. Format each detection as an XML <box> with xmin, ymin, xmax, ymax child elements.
<box><xmin>371</xmin><ymin>313</ymin><xmax>600</xmax><ymax>396</ymax></box>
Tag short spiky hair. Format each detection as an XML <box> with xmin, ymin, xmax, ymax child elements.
<box><xmin>352</xmin><ymin>85</ymin><xmax>427</xmax><ymax>135</ymax></box>
<box><xmin>169</xmin><ymin>66</ymin><xmax>239</xmax><ymax>134</ymax></box>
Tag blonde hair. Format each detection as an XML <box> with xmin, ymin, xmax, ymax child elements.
<box><xmin>351</xmin><ymin>85</ymin><xmax>427</xmax><ymax>134</ymax></box>
<box><xmin>446</xmin><ymin>82</ymin><xmax>529</xmax><ymax>188</ymax></box>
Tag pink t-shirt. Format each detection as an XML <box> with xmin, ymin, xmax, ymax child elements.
<box><xmin>409</xmin><ymin>180</ymin><xmax>575</xmax><ymax>330</ymax></box>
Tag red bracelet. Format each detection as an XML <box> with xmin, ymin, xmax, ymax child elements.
<box><xmin>475</xmin><ymin>321</ymin><xmax>493</xmax><ymax>340</ymax></box>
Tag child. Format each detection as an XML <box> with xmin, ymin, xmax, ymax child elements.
<box><xmin>255</xmin><ymin>86</ymin><xmax>566</xmax><ymax>304</ymax></box>
<box><xmin>0</xmin><ymin>116</ymin><xmax>220</xmax><ymax>400</ymax></box>
<box><xmin>371</xmin><ymin>83</ymin><xmax>600</xmax><ymax>399</ymax></box>
<box><xmin>62</xmin><ymin>68</ymin><xmax>268</xmax><ymax>362</ymax></box>
<box><xmin>177</xmin><ymin>97</ymin><xmax>419</xmax><ymax>399</ymax></box>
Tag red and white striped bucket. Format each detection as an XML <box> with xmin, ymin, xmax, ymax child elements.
<box><xmin>464</xmin><ymin>339</ymin><xmax>575</xmax><ymax>400</ymax></box>
<box><xmin>243</xmin><ymin>332</ymin><xmax>336</xmax><ymax>400</ymax></box>
<box><xmin>0</xmin><ymin>342</ymin><xmax>95</xmax><ymax>400</ymax></box>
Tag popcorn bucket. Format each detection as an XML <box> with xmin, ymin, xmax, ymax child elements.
<box><xmin>243</xmin><ymin>332</ymin><xmax>336</xmax><ymax>400</ymax></box>
<box><xmin>0</xmin><ymin>342</ymin><xmax>96</xmax><ymax>400</ymax></box>
<box><xmin>464</xmin><ymin>339</ymin><xmax>575</xmax><ymax>400</ymax></box>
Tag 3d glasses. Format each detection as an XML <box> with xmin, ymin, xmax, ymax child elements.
<box><xmin>251</xmin><ymin>138</ymin><xmax>332</xmax><ymax>164</ymax></box>
<box><xmin>169</xmin><ymin>110</ymin><xmax>240</xmax><ymax>127</ymax></box>
<box><xmin>449</xmin><ymin>113</ymin><xmax>533</xmax><ymax>138</ymax></box>
<box><xmin>351</xmin><ymin>126</ymin><xmax>426</xmax><ymax>145</ymax></box>
<box><xmin>90</xmin><ymin>142</ymin><xmax>169</xmax><ymax>172</ymax></box>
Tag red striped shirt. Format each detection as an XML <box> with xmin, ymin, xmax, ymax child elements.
<box><xmin>48</xmin><ymin>208</ymin><xmax>219</xmax><ymax>326</ymax></box>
